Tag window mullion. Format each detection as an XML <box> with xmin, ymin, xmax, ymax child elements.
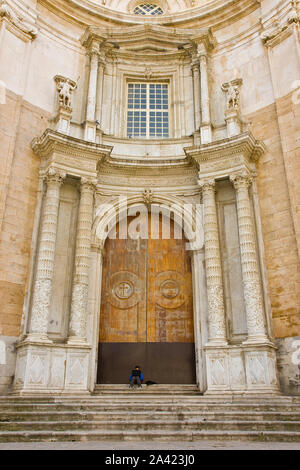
<box><xmin>146</xmin><ymin>83</ymin><xmax>149</xmax><ymax>139</ymax></box>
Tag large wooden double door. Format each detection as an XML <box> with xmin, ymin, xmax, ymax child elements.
<box><xmin>97</xmin><ymin>213</ymin><xmax>196</xmax><ymax>384</ymax></box>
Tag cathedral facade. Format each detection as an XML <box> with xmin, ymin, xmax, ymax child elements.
<box><xmin>0</xmin><ymin>0</ymin><xmax>300</xmax><ymax>396</ymax></box>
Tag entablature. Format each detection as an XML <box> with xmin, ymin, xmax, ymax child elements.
<box><xmin>184</xmin><ymin>131</ymin><xmax>265</xmax><ymax>180</ymax></box>
<box><xmin>32</xmin><ymin>128</ymin><xmax>112</xmax><ymax>179</ymax></box>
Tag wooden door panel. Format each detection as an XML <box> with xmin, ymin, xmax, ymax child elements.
<box><xmin>99</xmin><ymin>227</ymin><xmax>147</xmax><ymax>343</ymax></box>
<box><xmin>98</xmin><ymin>214</ymin><xmax>196</xmax><ymax>383</ymax></box>
<box><xmin>148</xmin><ymin>218</ymin><xmax>194</xmax><ymax>343</ymax></box>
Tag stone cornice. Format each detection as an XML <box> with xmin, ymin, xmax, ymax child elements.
<box><xmin>260</xmin><ymin>0</ymin><xmax>300</xmax><ymax>47</ymax></box>
<box><xmin>81</xmin><ymin>25</ymin><xmax>215</xmax><ymax>59</ymax></box>
<box><xmin>32</xmin><ymin>129</ymin><xmax>112</xmax><ymax>160</ymax></box>
<box><xmin>38</xmin><ymin>0</ymin><xmax>261</xmax><ymax>28</ymax></box>
<box><xmin>0</xmin><ymin>0</ymin><xmax>38</xmax><ymax>40</ymax></box>
<box><xmin>184</xmin><ymin>132</ymin><xmax>265</xmax><ymax>164</ymax></box>
<box><xmin>184</xmin><ymin>132</ymin><xmax>265</xmax><ymax>180</ymax></box>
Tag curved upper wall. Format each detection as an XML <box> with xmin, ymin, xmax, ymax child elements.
<box><xmin>34</xmin><ymin>0</ymin><xmax>261</xmax><ymax>27</ymax></box>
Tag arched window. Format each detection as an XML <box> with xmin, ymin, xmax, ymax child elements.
<box><xmin>133</xmin><ymin>3</ymin><xmax>164</xmax><ymax>15</ymax></box>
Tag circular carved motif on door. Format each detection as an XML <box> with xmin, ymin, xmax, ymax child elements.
<box><xmin>155</xmin><ymin>271</ymin><xmax>185</xmax><ymax>309</ymax></box>
<box><xmin>114</xmin><ymin>281</ymin><xmax>133</xmax><ymax>299</ymax></box>
<box><xmin>108</xmin><ymin>271</ymin><xmax>141</xmax><ymax>309</ymax></box>
<box><xmin>160</xmin><ymin>280</ymin><xmax>179</xmax><ymax>299</ymax></box>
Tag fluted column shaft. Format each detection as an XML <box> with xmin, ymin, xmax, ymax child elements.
<box><xmin>230</xmin><ymin>173</ymin><xmax>268</xmax><ymax>343</ymax></box>
<box><xmin>68</xmin><ymin>178</ymin><xmax>96</xmax><ymax>343</ymax></box>
<box><xmin>199</xmin><ymin>179</ymin><xmax>227</xmax><ymax>344</ymax></box>
<box><xmin>29</xmin><ymin>168</ymin><xmax>65</xmax><ymax>341</ymax></box>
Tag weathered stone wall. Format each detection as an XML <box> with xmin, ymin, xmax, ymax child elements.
<box><xmin>0</xmin><ymin>90</ymin><xmax>50</xmax><ymax>389</ymax></box>
<box><xmin>248</xmin><ymin>98</ymin><xmax>300</xmax><ymax>340</ymax></box>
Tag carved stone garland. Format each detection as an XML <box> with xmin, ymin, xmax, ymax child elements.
<box><xmin>230</xmin><ymin>173</ymin><xmax>269</xmax><ymax>343</ymax></box>
<box><xmin>29</xmin><ymin>168</ymin><xmax>65</xmax><ymax>342</ymax></box>
<box><xmin>198</xmin><ymin>179</ymin><xmax>227</xmax><ymax>344</ymax></box>
<box><xmin>68</xmin><ymin>178</ymin><xmax>96</xmax><ymax>343</ymax></box>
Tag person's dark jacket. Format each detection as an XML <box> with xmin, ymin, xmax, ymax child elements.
<box><xmin>129</xmin><ymin>369</ymin><xmax>144</xmax><ymax>382</ymax></box>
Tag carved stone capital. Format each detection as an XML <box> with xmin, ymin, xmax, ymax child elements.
<box><xmin>230</xmin><ymin>172</ymin><xmax>253</xmax><ymax>190</ymax></box>
<box><xmin>80</xmin><ymin>177</ymin><xmax>98</xmax><ymax>192</ymax></box>
<box><xmin>197</xmin><ymin>178</ymin><xmax>215</xmax><ymax>193</ymax></box>
<box><xmin>44</xmin><ymin>167</ymin><xmax>66</xmax><ymax>186</ymax></box>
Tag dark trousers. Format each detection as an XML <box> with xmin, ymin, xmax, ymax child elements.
<box><xmin>130</xmin><ymin>376</ymin><xmax>141</xmax><ymax>387</ymax></box>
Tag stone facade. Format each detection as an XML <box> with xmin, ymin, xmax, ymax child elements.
<box><xmin>0</xmin><ymin>0</ymin><xmax>299</xmax><ymax>396</ymax></box>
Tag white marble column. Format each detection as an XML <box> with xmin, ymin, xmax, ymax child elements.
<box><xmin>192</xmin><ymin>59</ymin><xmax>201</xmax><ymax>132</ymax></box>
<box><xmin>68</xmin><ymin>178</ymin><xmax>96</xmax><ymax>344</ymax></box>
<box><xmin>230</xmin><ymin>173</ymin><xmax>269</xmax><ymax>343</ymax></box>
<box><xmin>199</xmin><ymin>53</ymin><xmax>212</xmax><ymax>144</ymax></box>
<box><xmin>28</xmin><ymin>168</ymin><xmax>65</xmax><ymax>342</ymax></box>
<box><xmin>198</xmin><ymin>179</ymin><xmax>227</xmax><ymax>345</ymax></box>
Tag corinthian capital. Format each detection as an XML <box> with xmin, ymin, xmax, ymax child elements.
<box><xmin>81</xmin><ymin>177</ymin><xmax>97</xmax><ymax>192</ymax></box>
<box><xmin>197</xmin><ymin>178</ymin><xmax>215</xmax><ymax>193</ymax></box>
<box><xmin>230</xmin><ymin>171</ymin><xmax>253</xmax><ymax>190</ymax></box>
<box><xmin>44</xmin><ymin>167</ymin><xmax>66</xmax><ymax>185</ymax></box>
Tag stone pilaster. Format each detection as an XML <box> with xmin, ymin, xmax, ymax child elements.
<box><xmin>198</xmin><ymin>179</ymin><xmax>227</xmax><ymax>345</ymax></box>
<box><xmin>191</xmin><ymin>59</ymin><xmax>201</xmax><ymax>132</ymax></box>
<box><xmin>28</xmin><ymin>168</ymin><xmax>65</xmax><ymax>343</ymax></box>
<box><xmin>68</xmin><ymin>178</ymin><xmax>96</xmax><ymax>344</ymax></box>
<box><xmin>230</xmin><ymin>172</ymin><xmax>269</xmax><ymax>344</ymax></box>
<box><xmin>95</xmin><ymin>54</ymin><xmax>105</xmax><ymax>127</ymax></box>
<box><xmin>85</xmin><ymin>42</ymin><xmax>99</xmax><ymax>141</ymax></box>
<box><xmin>199</xmin><ymin>53</ymin><xmax>212</xmax><ymax>144</ymax></box>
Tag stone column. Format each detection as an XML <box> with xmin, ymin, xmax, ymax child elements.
<box><xmin>28</xmin><ymin>168</ymin><xmax>65</xmax><ymax>342</ymax></box>
<box><xmin>68</xmin><ymin>178</ymin><xmax>96</xmax><ymax>344</ymax></box>
<box><xmin>198</xmin><ymin>179</ymin><xmax>227</xmax><ymax>344</ymax></box>
<box><xmin>192</xmin><ymin>59</ymin><xmax>201</xmax><ymax>132</ymax></box>
<box><xmin>230</xmin><ymin>173</ymin><xmax>269</xmax><ymax>343</ymax></box>
<box><xmin>199</xmin><ymin>53</ymin><xmax>212</xmax><ymax>144</ymax></box>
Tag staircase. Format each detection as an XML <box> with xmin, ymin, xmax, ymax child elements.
<box><xmin>0</xmin><ymin>385</ymin><xmax>300</xmax><ymax>442</ymax></box>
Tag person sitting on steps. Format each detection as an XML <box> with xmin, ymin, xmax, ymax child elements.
<box><xmin>129</xmin><ymin>365</ymin><xmax>144</xmax><ymax>389</ymax></box>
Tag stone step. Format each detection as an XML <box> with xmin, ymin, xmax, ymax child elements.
<box><xmin>1</xmin><ymin>419</ymin><xmax>300</xmax><ymax>433</ymax></box>
<box><xmin>94</xmin><ymin>385</ymin><xmax>201</xmax><ymax>395</ymax></box>
<box><xmin>1</xmin><ymin>410</ymin><xmax>300</xmax><ymax>422</ymax></box>
<box><xmin>0</xmin><ymin>429</ymin><xmax>300</xmax><ymax>443</ymax></box>
<box><xmin>1</xmin><ymin>402</ymin><xmax>300</xmax><ymax>414</ymax></box>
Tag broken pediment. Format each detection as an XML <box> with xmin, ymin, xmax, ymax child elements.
<box><xmin>81</xmin><ymin>24</ymin><xmax>215</xmax><ymax>57</ymax></box>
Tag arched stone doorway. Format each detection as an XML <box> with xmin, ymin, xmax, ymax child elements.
<box><xmin>97</xmin><ymin>212</ymin><xmax>196</xmax><ymax>384</ymax></box>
